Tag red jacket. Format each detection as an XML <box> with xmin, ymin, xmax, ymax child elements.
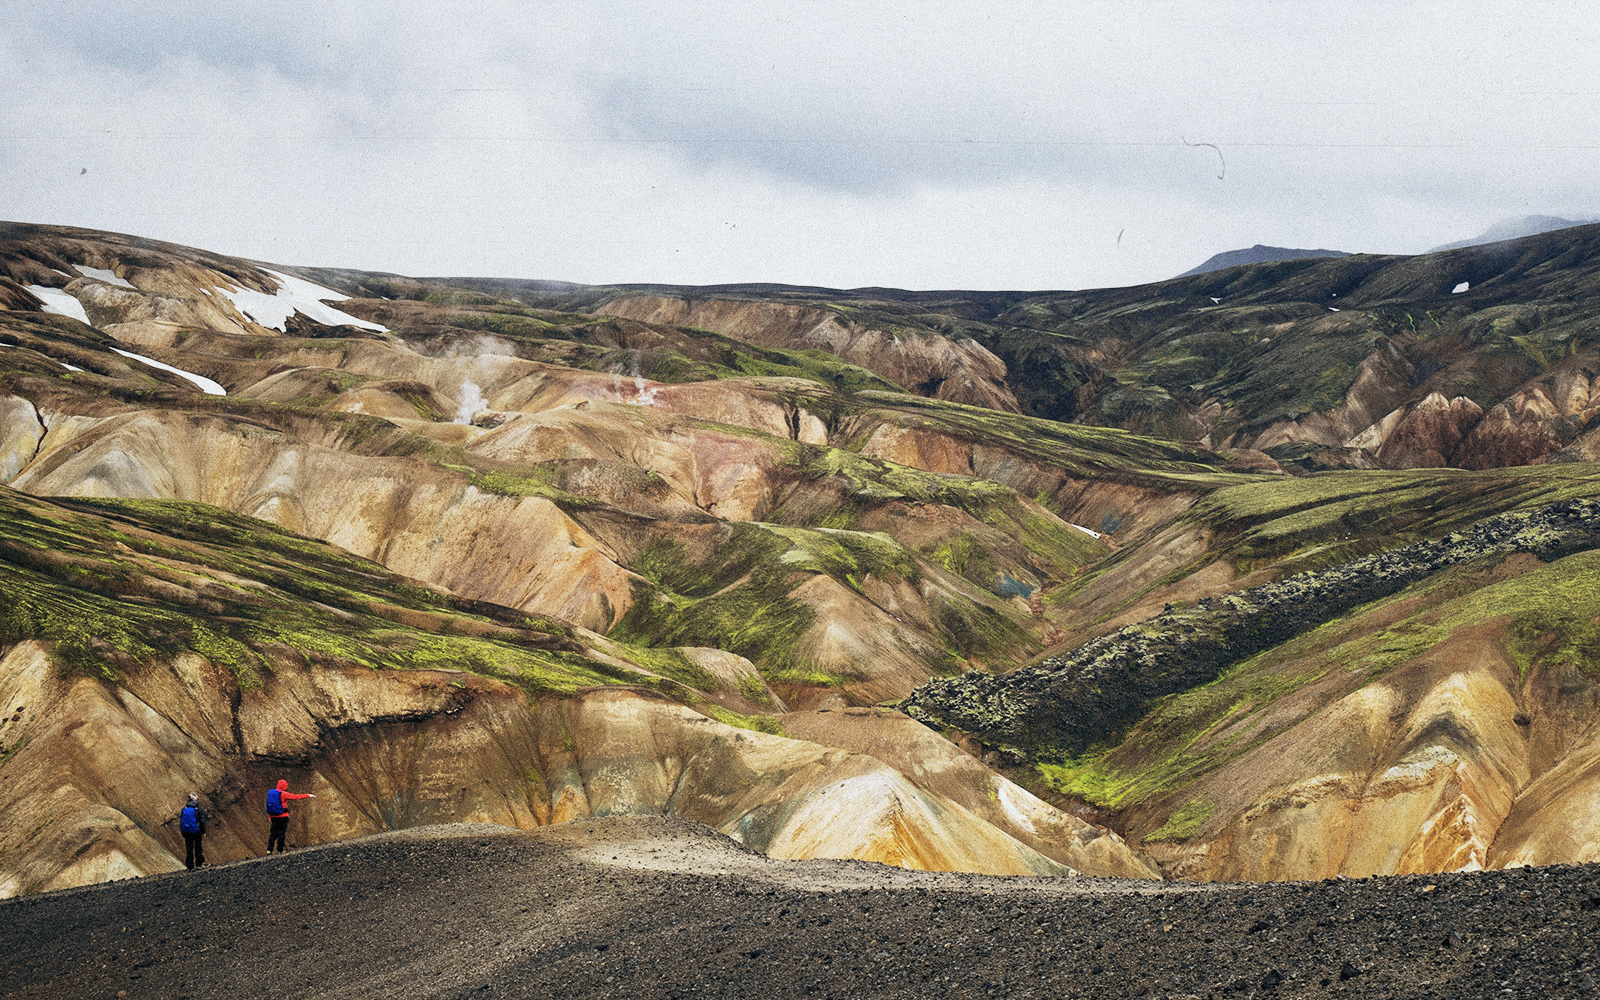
<box><xmin>267</xmin><ymin>779</ymin><xmax>312</xmax><ymax>818</ymax></box>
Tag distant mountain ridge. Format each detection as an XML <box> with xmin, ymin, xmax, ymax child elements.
<box><xmin>1429</xmin><ymin>214</ymin><xmax>1600</xmax><ymax>252</ymax></box>
<box><xmin>1175</xmin><ymin>244</ymin><xmax>1349</xmax><ymax>278</ymax></box>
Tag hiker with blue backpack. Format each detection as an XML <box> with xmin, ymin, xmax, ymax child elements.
<box><xmin>265</xmin><ymin>778</ymin><xmax>315</xmax><ymax>854</ymax></box>
<box><xmin>179</xmin><ymin>793</ymin><xmax>206</xmax><ymax>870</ymax></box>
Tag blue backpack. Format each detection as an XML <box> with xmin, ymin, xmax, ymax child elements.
<box><xmin>180</xmin><ymin>804</ymin><xmax>200</xmax><ymax>834</ymax></box>
<box><xmin>266</xmin><ymin>788</ymin><xmax>284</xmax><ymax>817</ymax></box>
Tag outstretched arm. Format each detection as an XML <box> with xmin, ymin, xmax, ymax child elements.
<box><xmin>282</xmin><ymin>791</ymin><xmax>315</xmax><ymax>801</ymax></box>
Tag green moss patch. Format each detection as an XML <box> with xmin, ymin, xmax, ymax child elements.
<box><xmin>1143</xmin><ymin>797</ymin><xmax>1214</xmax><ymax>843</ymax></box>
<box><xmin>0</xmin><ymin>488</ymin><xmax>633</xmax><ymax>696</ymax></box>
<box><xmin>786</xmin><ymin>446</ymin><xmax>1108</xmax><ymax>593</ymax></box>
<box><xmin>610</xmin><ymin>519</ymin><xmax>1035</xmax><ymax>683</ymax></box>
<box><xmin>1188</xmin><ymin>465</ymin><xmax>1600</xmax><ymax>575</ymax></box>
<box><xmin>609</xmin><ymin>530</ymin><xmax>822</xmax><ymax>677</ymax></box>
<box><xmin>469</xmin><ymin>469</ymin><xmax>596</xmax><ymax>510</ymax></box>
<box><xmin>704</xmin><ymin>704</ymin><xmax>786</xmax><ymax>735</ymax></box>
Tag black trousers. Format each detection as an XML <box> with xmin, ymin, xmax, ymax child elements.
<box><xmin>267</xmin><ymin>816</ymin><xmax>289</xmax><ymax>853</ymax></box>
<box><xmin>183</xmin><ymin>832</ymin><xmax>205</xmax><ymax>869</ymax></box>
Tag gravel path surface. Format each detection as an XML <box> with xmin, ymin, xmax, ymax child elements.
<box><xmin>2</xmin><ymin>817</ymin><xmax>1597</xmax><ymax>999</ymax></box>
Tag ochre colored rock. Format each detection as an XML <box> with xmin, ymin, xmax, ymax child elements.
<box><xmin>10</xmin><ymin>410</ymin><xmax>638</xmax><ymax>631</ymax></box>
<box><xmin>1344</xmin><ymin>392</ymin><xmax>1485</xmax><ymax>468</ymax></box>
<box><xmin>780</xmin><ymin>707</ymin><xmax>1154</xmax><ymax>877</ymax></box>
<box><xmin>1456</xmin><ymin>387</ymin><xmax>1566</xmax><ymax>469</ymax></box>
<box><xmin>598</xmin><ymin>295</ymin><xmax>1021</xmax><ymax>412</ymax></box>
<box><xmin>0</xmin><ymin>394</ymin><xmax>44</xmax><ymax>481</ymax></box>
<box><xmin>1141</xmin><ymin>606</ymin><xmax>1600</xmax><ymax>881</ymax></box>
<box><xmin>0</xmin><ymin>649</ymin><xmax>1075</xmax><ymax>896</ymax></box>
<box><xmin>857</xmin><ymin>423</ymin><xmax>974</xmax><ymax>475</ymax></box>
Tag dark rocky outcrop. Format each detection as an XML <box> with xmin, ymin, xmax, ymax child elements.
<box><xmin>902</xmin><ymin>497</ymin><xmax>1600</xmax><ymax>758</ymax></box>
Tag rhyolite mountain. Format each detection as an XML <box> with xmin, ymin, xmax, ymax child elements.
<box><xmin>304</xmin><ymin>221</ymin><xmax>1600</xmax><ymax>474</ymax></box>
<box><xmin>1174</xmin><ymin>244</ymin><xmax>1350</xmax><ymax>278</ymax></box>
<box><xmin>2</xmin><ymin>219</ymin><xmax>1600</xmax><ymax>896</ymax></box>
<box><xmin>1429</xmin><ymin>213</ymin><xmax>1599</xmax><ymax>252</ymax></box>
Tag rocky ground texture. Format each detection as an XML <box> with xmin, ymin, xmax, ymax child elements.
<box><xmin>1</xmin><ymin>818</ymin><xmax>1597</xmax><ymax>1000</ymax></box>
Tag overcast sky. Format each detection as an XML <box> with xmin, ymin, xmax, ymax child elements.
<box><xmin>2</xmin><ymin>2</ymin><xmax>1597</xmax><ymax>289</ymax></box>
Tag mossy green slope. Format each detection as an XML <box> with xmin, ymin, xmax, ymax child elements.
<box><xmin>1039</xmin><ymin>545</ymin><xmax>1600</xmax><ymax>833</ymax></box>
<box><xmin>904</xmin><ymin>495</ymin><xmax>1600</xmax><ymax>758</ymax></box>
<box><xmin>610</xmin><ymin>522</ymin><xmax>1038</xmax><ymax>686</ymax></box>
<box><xmin>1044</xmin><ymin>462</ymin><xmax>1600</xmax><ymax>639</ymax></box>
<box><xmin>0</xmin><ymin>487</ymin><xmax>662</xmax><ymax>696</ymax></box>
<box><xmin>304</xmin><ymin>294</ymin><xmax>905</xmax><ymax>397</ymax></box>
<box><xmin>1186</xmin><ymin>464</ymin><xmax>1600</xmax><ymax>574</ymax></box>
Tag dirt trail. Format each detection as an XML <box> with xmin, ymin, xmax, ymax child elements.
<box><xmin>2</xmin><ymin>817</ymin><xmax>1597</xmax><ymax>999</ymax></box>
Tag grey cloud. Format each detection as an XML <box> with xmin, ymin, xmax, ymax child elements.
<box><xmin>1</xmin><ymin>2</ymin><xmax>1597</xmax><ymax>288</ymax></box>
<box><xmin>8</xmin><ymin>4</ymin><xmax>332</xmax><ymax>79</ymax></box>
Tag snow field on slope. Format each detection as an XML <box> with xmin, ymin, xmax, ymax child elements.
<box><xmin>25</xmin><ymin>285</ymin><xmax>92</xmax><ymax>325</ymax></box>
<box><xmin>72</xmin><ymin>265</ymin><xmax>136</xmax><ymax>289</ymax></box>
<box><xmin>110</xmin><ymin>348</ymin><xmax>226</xmax><ymax>395</ymax></box>
<box><xmin>218</xmin><ymin>269</ymin><xmax>388</xmax><ymax>333</ymax></box>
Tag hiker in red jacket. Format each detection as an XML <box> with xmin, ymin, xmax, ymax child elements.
<box><xmin>265</xmin><ymin>779</ymin><xmax>315</xmax><ymax>854</ymax></box>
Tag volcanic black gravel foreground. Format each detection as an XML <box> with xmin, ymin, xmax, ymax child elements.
<box><xmin>2</xmin><ymin>818</ymin><xmax>1598</xmax><ymax>1000</ymax></box>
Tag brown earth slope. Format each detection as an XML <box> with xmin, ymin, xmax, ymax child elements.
<box><xmin>596</xmin><ymin>293</ymin><xmax>1022</xmax><ymax>412</ymax></box>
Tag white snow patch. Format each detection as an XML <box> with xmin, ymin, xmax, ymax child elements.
<box><xmin>1209</xmin><ymin>296</ymin><xmax>1221</xmax><ymax>303</ymax></box>
<box><xmin>1328</xmin><ymin>306</ymin><xmax>1341</xmax><ymax>312</ymax></box>
<box><xmin>1069</xmin><ymin>523</ymin><xmax>1103</xmax><ymax>539</ymax></box>
<box><xmin>24</xmin><ymin>285</ymin><xmax>91</xmax><ymax>325</ymax></box>
<box><xmin>110</xmin><ymin>347</ymin><xmax>226</xmax><ymax>395</ymax></box>
<box><xmin>73</xmin><ymin>265</ymin><xmax>136</xmax><ymax>289</ymax></box>
<box><xmin>453</xmin><ymin>381</ymin><xmax>488</xmax><ymax>424</ymax></box>
<box><xmin>217</xmin><ymin>269</ymin><xmax>387</xmax><ymax>333</ymax></box>
<box><xmin>1452</xmin><ymin>281</ymin><xmax>1470</xmax><ymax>294</ymax></box>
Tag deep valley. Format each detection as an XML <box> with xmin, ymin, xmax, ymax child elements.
<box><xmin>3</xmin><ymin>219</ymin><xmax>1600</xmax><ymax>994</ymax></box>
